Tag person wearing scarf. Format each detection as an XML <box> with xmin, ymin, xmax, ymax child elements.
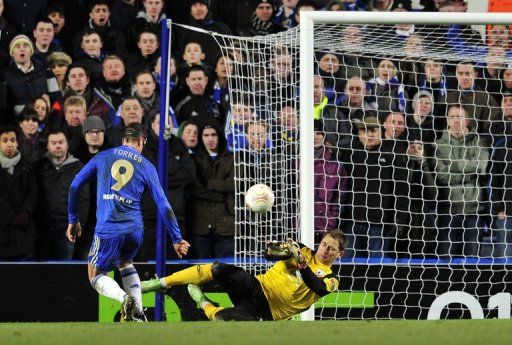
<box><xmin>0</xmin><ymin>125</ymin><xmax>38</xmax><ymax>260</ymax></box>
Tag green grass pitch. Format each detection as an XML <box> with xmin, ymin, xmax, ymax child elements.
<box><xmin>1</xmin><ymin>320</ymin><xmax>511</xmax><ymax>345</ymax></box>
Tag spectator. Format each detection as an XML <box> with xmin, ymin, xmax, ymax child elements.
<box><xmin>177</xmin><ymin>0</ymin><xmax>231</xmax><ymax>66</ymax></box>
<box><xmin>32</xmin><ymin>18</ymin><xmax>62</xmax><ymax>68</ymax></box>
<box><xmin>34</xmin><ymin>129</ymin><xmax>89</xmax><ymax>260</ymax></box>
<box><xmin>435</xmin><ymin>105</ymin><xmax>489</xmax><ymax>258</ymax></box>
<box><xmin>367</xmin><ymin>0</ymin><xmax>411</xmax><ymax>11</ymax></box>
<box><xmin>27</xmin><ymin>97</ymin><xmax>54</xmax><ymax>136</ymax></box>
<box><xmin>274</xmin><ymin>104</ymin><xmax>300</xmax><ymax>146</ymax></box>
<box><xmin>367</xmin><ymin>58</ymin><xmax>407</xmax><ymax>113</ymax></box>
<box><xmin>46</xmin><ymin>5</ymin><xmax>67</xmax><ymax>49</ymax></box>
<box><xmin>175</xmin><ymin>64</ymin><xmax>223</xmax><ymax>128</ymax></box>
<box><xmin>491</xmin><ymin>92</ymin><xmax>512</xmax><ymax>146</ymax></box>
<box><xmin>175</xmin><ymin>41</ymin><xmax>212</xmax><ymax>92</ymax></box>
<box><xmin>190</xmin><ymin>121</ymin><xmax>235</xmax><ymax>258</ymax></box>
<box><xmin>93</xmin><ymin>55</ymin><xmax>132</xmax><ymax>128</ymax></box>
<box><xmin>86</xmin><ymin>0</ymin><xmax>128</xmax><ymax>58</ymax></box>
<box><xmin>133</xmin><ymin>71</ymin><xmax>159</xmax><ymax>128</ymax></box>
<box><xmin>110</xmin><ymin>0</ymin><xmax>139</xmax><ymax>33</ymax></box>
<box><xmin>339</xmin><ymin>116</ymin><xmax>394</xmax><ymax>258</ymax></box>
<box><xmin>106</xmin><ymin>97</ymin><xmax>144</xmax><ymax>146</ymax></box>
<box><xmin>0</xmin><ymin>125</ymin><xmax>38</xmax><ymax>260</ymax></box>
<box><xmin>128</xmin><ymin>0</ymin><xmax>166</xmax><ymax>53</ymax></box>
<box><xmin>3</xmin><ymin>0</ymin><xmax>47</xmax><ymax>35</ymax></box>
<box><xmin>16</xmin><ymin>108</ymin><xmax>46</xmax><ymax>165</ymax></box>
<box><xmin>338</xmin><ymin>25</ymin><xmax>373</xmax><ymax>80</ymax></box>
<box><xmin>140</xmin><ymin>113</ymin><xmax>196</xmax><ymax>260</ymax></box>
<box><xmin>0</xmin><ymin>0</ymin><xmax>16</xmax><ymax>67</ymax></box>
<box><xmin>237</xmin><ymin>0</ymin><xmax>285</xmax><ymax>36</ymax></box>
<box><xmin>316</xmin><ymin>52</ymin><xmax>345</xmax><ymax>105</ymax></box>
<box><xmin>46</xmin><ymin>52</ymin><xmax>72</xmax><ymax>95</ymax></box>
<box><xmin>337</xmin><ymin>76</ymin><xmax>377</xmax><ymax>125</ymax></box>
<box><xmin>382</xmin><ymin>111</ymin><xmax>408</xmax><ymax>153</ymax></box>
<box><xmin>274</xmin><ymin>0</ymin><xmax>298</xmax><ymax>29</ymax></box>
<box><xmin>225</xmin><ymin>96</ymin><xmax>256</xmax><ymax>152</ymax></box>
<box><xmin>445</xmin><ymin>61</ymin><xmax>500</xmax><ymax>145</ymax></box>
<box><xmin>313</xmin><ymin>119</ymin><xmax>348</xmax><ymax>242</ymax></box>
<box><xmin>4</xmin><ymin>35</ymin><xmax>60</xmax><ymax>120</ymax></box>
<box><xmin>418</xmin><ymin>58</ymin><xmax>448</xmax><ymax>132</ymax></box>
<box><xmin>490</xmin><ymin>127</ymin><xmax>512</xmax><ymax>258</ymax></box>
<box><xmin>293</xmin><ymin>0</ymin><xmax>316</xmax><ymax>26</ymax></box>
<box><xmin>178</xmin><ymin>120</ymin><xmax>200</xmax><ymax>154</ymax></box>
<box><xmin>400</xmin><ymin>35</ymin><xmax>425</xmax><ymax>98</ymax></box>
<box><xmin>74</xmin><ymin>116</ymin><xmax>108</xmax><ymax>260</ymax></box>
<box><xmin>265</xmin><ymin>46</ymin><xmax>296</xmax><ymax>116</ymax></box>
<box><xmin>314</xmin><ymin>76</ymin><xmax>351</xmax><ymax>150</ymax></box>
<box><xmin>407</xmin><ymin>90</ymin><xmax>437</xmax><ymax>145</ymax></box>
<box><xmin>75</xmin><ymin>29</ymin><xmax>105</xmax><ymax>86</ymax></box>
<box><xmin>62</xmin><ymin>95</ymin><xmax>87</xmax><ymax>155</ymax></box>
<box><xmin>127</xmin><ymin>29</ymin><xmax>160</xmax><ymax>78</ymax></box>
<box><xmin>211</xmin><ymin>55</ymin><xmax>232</xmax><ymax>119</ymax></box>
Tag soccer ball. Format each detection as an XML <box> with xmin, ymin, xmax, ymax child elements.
<box><xmin>245</xmin><ymin>184</ymin><xmax>275</xmax><ymax>213</ymax></box>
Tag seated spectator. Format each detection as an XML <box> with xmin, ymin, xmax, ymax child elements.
<box><xmin>32</xmin><ymin>18</ymin><xmax>63</xmax><ymax>68</ymax></box>
<box><xmin>367</xmin><ymin>58</ymin><xmax>407</xmax><ymax>113</ymax></box>
<box><xmin>4</xmin><ymin>35</ymin><xmax>60</xmax><ymax>120</ymax></box>
<box><xmin>237</xmin><ymin>0</ymin><xmax>285</xmax><ymax>36</ymax></box>
<box><xmin>75</xmin><ymin>29</ymin><xmax>105</xmax><ymax>86</ymax></box>
<box><xmin>313</xmin><ymin>119</ymin><xmax>348</xmax><ymax>243</ymax></box>
<box><xmin>0</xmin><ymin>125</ymin><xmax>38</xmax><ymax>260</ymax></box>
<box><xmin>127</xmin><ymin>29</ymin><xmax>160</xmax><ymax>78</ymax></box>
<box><xmin>133</xmin><ymin>71</ymin><xmax>160</xmax><ymax>128</ymax></box>
<box><xmin>435</xmin><ymin>105</ymin><xmax>489</xmax><ymax>258</ymax></box>
<box><xmin>34</xmin><ymin>129</ymin><xmax>89</xmax><ymax>260</ymax></box>
<box><xmin>445</xmin><ymin>61</ymin><xmax>500</xmax><ymax>145</ymax></box>
<box><xmin>106</xmin><ymin>97</ymin><xmax>144</xmax><ymax>146</ymax></box>
<box><xmin>86</xmin><ymin>0</ymin><xmax>128</xmax><ymax>58</ymax></box>
<box><xmin>491</xmin><ymin>92</ymin><xmax>512</xmax><ymax>146</ymax></box>
<box><xmin>16</xmin><ymin>108</ymin><xmax>46</xmax><ymax>165</ymax></box>
<box><xmin>382</xmin><ymin>111</ymin><xmax>408</xmax><ymax>153</ymax></box>
<box><xmin>93</xmin><ymin>55</ymin><xmax>132</xmax><ymax>128</ymax></box>
<box><xmin>190</xmin><ymin>121</ymin><xmax>235</xmax><ymax>258</ymax></box>
<box><xmin>175</xmin><ymin>65</ymin><xmax>223</xmax><ymax>128</ymax></box>
<box><xmin>46</xmin><ymin>52</ymin><xmax>73</xmax><ymax>96</ymax></box>
<box><xmin>337</xmin><ymin>76</ymin><xmax>377</xmax><ymax>126</ymax></box>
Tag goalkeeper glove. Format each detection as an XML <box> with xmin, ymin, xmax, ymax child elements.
<box><xmin>264</xmin><ymin>241</ymin><xmax>292</xmax><ymax>260</ymax></box>
<box><xmin>286</xmin><ymin>239</ymin><xmax>307</xmax><ymax>269</ymax></box>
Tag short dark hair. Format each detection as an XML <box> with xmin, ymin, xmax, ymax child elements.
<box><xmin>0</xmin><ymin>124</ymin><xmax>18</xmax><ymax>137</ymax></box>
<box><xmin>137</xmin><ymin>29</ymin><xmax>159</xmax><ymax>42</ymax></box>
<box><xmin>19</xmin><ymin>107</ymin><xmax>40</xmax><ymax>123</ymax></box>
<box><xmin>133</xmin><ymin>70</ymin><xmax>156</xmax><ymax>84</ymax></box>
<box><xmin>46</xmin><ymin>128</ymin><xmax>68</xmax><ymax>141</ymax></box>
<box><xmin>81</xmin><ymin>28</ymin><xmax>103</xmax><ymax>42</ymax></box>
<box><xmin>35</xmin><ymin>18</ymin><xmax>55</xmax><ymax>28</ymax></box>
<box><xmin>186</xmin><ymin>64</ymin><xmax>206</xmax><ymax>77</ymax></box>
<box><xmin>64</xmin><ymin>63</ymin><xmax>90</xmax><ymax>84</ymax></box>
<box><xmin>90</xmin><ymin>0</ymin><xmax>110</xmax><ymax>11</ymax></box>
<box><xmin>123</xmin><ymin>123</ymin><xmax>147</xmax><ymax>142</ymax></box>
<box><xmin>321</xmin><ymin>230</ymin><xmax>348</xmax><ymax>251</ymax></box>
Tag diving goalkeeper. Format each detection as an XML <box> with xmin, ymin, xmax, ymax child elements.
<box><xmin>141</xmin><ymin>230</ymin><xmax>346</xmax><ymax>321</ymax></box>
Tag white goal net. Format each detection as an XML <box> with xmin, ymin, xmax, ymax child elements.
<box><xmin>194</xmin><ymin>11</ymin><xmax>512</xmax><ymax>320</ymax></box>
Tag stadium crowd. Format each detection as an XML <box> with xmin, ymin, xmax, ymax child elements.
<box><xmin>0</xmin><ymin>0</ymin><xmax>511</xmax><ymax>261</ymax></box>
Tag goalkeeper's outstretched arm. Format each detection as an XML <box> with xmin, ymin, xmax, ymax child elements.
<box><xmin>264</xmin><ymin>241</ymin><xmax>293</xmax><ymax>261</ymax></box>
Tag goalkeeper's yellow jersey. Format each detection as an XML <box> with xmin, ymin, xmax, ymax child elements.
<box><xmin>256</xmin><ymin>246</ymin><xmax>339</xmax><ymax>320</ymax></box>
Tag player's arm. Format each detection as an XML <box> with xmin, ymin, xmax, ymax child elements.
<box><xmin>67</xmin><ymin>157</ymin><xmax>98</xmax><ymax>225</ymax></box>
<box><xmin>264</xmin><ymin>241</ymin><xmax>293</xmax><ymax>261</ymax></box>
<box><xmin>287</xmin><ymin>239</ymin><xmax>338</xmax><ymax>297</ymax></box>
<box><xmin>144</xmin><ymin>163</ymin><xmax>189</xmax><ymax>256</ymax></box>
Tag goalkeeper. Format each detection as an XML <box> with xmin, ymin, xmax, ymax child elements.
<box><xmin>141</xmin><ymin>230</ymin><xmax>346</xmax><ymax>321</ymax></box>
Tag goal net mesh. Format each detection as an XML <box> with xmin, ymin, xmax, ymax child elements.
<box><xmin>201</xmin><ymin>20</ymin><xmax>512</xmax><ymax>319</ymax></box>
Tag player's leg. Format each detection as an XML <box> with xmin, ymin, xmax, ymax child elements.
<box><xmin>141</xmin><ymin>263</ymin><xmax>214</xmax><ymax>293</ymax></box>
<box><xmin>117</xmin><ymin>231</ymin><xmax>144</xmax><ymax>316</ymax></box>
<box><xmin>88</xmin><ymin>234</ymin><xmax>135</xmax><ymax>321</ymax></box>
<box><xmin>187</xmin><ymin>284</ymin><xmax>224</xmax><ymax>320</ymax></box>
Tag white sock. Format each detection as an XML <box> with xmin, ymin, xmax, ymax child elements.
<box><xmin>91</xmin><ymin>274</ymin><xmax>126</xmax><ymax>303</ymax></box>
<box><xmin>159</xmin><ymin>278</ymin><xmax>168</xmax><ymax>288</ymax></box>
<box><xmin>120</xmin><ymin>264</ymin><xmax>142</xmax><ymax>314</ymax></box>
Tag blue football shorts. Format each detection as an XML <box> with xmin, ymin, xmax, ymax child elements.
<box><xmin>88</xmin><ymin>231</ymin><xmax>143</xmax><ymax>272</ymax></box>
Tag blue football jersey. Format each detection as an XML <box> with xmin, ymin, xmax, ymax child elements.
<box><xmin>68</xmin><ymin>145</ymin><xmax>182</xmax><ymax>242</ymax></box>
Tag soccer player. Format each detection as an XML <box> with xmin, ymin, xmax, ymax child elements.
<box><xmin>141</xmin><ymin>230</ymin><xmax>346</xmax><ymax>321</ymax></box>
<box><xmin>66</xmin><ymin>123</ymin><xmax>190</xmax><ymax>322</ymax></box>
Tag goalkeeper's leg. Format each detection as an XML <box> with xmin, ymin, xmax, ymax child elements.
<box><xmin>141</xmin><ymin>264</ymin><xmax>214</xmax><ymax>293</ymax></box>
